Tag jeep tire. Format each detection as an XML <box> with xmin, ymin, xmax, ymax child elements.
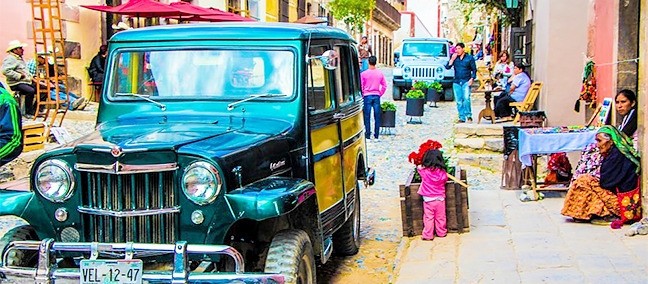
<box><xmin>264</xmin><ymin>229</ymin><xmax>316</xmax><ymax>284</ymax></box>
<box><xmin>443</xmin><ymin>87</ymin><xmax>454</xmax><ymax>101</ymax></box>
<box><xmin>0</xmin><ymin>225</ymin><xmax>39</xmax><ymax>267</ymax></box>
<box><xmin>392</xmin><ymin>85</ymin><xmax>402</xmax><ymax>101</ymax></box>
<box><xmin>332</xmin><ymin>183</ymin><xmax>360</xmax><ymax>256</ymax></box>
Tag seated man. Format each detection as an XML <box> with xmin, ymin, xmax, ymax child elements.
<box><xmin>27</xmin><ymin>54</ymin><xmax>85</xmax><ymax>110</ymax></box>
<box><xmin>0</xmin><ymin>85</ymin><xmax>22</xmax><ymax>167</ymax></box>
<box><xmin>2</xmin><ymin>40</ymin><xmax>37</xmax><ymax>116</ymax></box>
<box><xmin>494</xmin><ymin>62</ymin><xmax>531</xmax><ymax>119</ymax></box>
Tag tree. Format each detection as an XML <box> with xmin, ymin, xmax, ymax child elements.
<box><xmin>329</xmin><ymin>0</ymin><xmax>376</xmax><ymax>34</ymax></box>
<box><xmin>457</xmin><ymin>0</ymin><xmax>524</xmax><ymax>26</ymax></box>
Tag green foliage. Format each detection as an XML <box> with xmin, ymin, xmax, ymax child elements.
<box><xmin>412</xmin><ymin>81</ymin><xmax>429</xmax><ymax>91</ymax></box>
<box><xmin>457</xmin><ymin>0</ymin><xmax>524</xmax><ymax>26</ymax></box>
<box><xmin>429</xmin><ymin>81</ymin><xmax>443</xmax><ymax>92</ymax></box>
<box><xmin>380</xmin><ymin>101</ymin><xmax>397</xmax><ymax>112</ymax></box>
<box><xmin>405</xmin><ymin>89</ymin><xmax>425</xmax><ymax>99</ymax></box>
<box><xmin>329</xmin><ymin>0</ymin><xmax>376</xmax><ymax>33</ymax></box>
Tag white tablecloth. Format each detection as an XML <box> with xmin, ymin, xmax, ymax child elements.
<box><xmin>518</xmin><ymin>129</ymin><xmax>597</xmax><ymax>166</ymax></box>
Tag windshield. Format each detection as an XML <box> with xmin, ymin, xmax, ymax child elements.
<box><xmin>402</xmin><ymin>42</ymin><xmax>448</xmax><ymax>57</ymax></box>
<box><xmin>109</xmin><ymin>49</ymin><xmax>295</xmax><ymax>99</ymax></box>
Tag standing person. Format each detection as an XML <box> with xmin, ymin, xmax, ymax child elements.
<box><xmin>358</xmin><ymin>36</ymin><xmax>372</xmax><ymax>73</ymax></box>
<box><xmin>493</xmin><ymin>62</ymin><xmax>531</xmax><ymax>119</ymax></box>
<box><xmin>445</xmin><ymin>42</ymin><xmax>477</xmax><ymax>123</ymax></box>
<box><xmin>417</xmin><ymin>149</ymin><xmax>449</xmax><ymax>240</ymax></box>
<box><xmin>0</xmin><ymin>85</ymin><xmax>22</xmax><ymax>167</ymax></box>
<box><xmin>360</xmin><ymin>56</ymin><xmax>386</xmax><ymax>140</ymax></box>
<box><xmin>2</xmin><ymin>40</ymin><xmax>36</xmax><ymax>117</ymax></box>
<box><xmin>88</xmin><ymin>44</ymin><xmax>108</xmax><ymax>83</ymax></box>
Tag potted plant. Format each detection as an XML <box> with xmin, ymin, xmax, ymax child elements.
<box><xmin>426</xmin><ymin>81</ymin><xmax>444</xmax><ymax>107</ymax></box>
<box><xmin>380</xmin><ymin>101</ymin><xmax>397</xmax><ymax>128</ymax></box>
<box><xmin>405</xmin><ymin>89</ymin><xmax>425</xmax><ymax>119</ymax></box>
<box><xmin>413</xmin><ymin>81</ymin><xmax>429</xmax><ymax>92</ymax></box>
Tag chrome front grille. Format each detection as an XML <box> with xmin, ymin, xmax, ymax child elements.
<box><xmin>80</xmin><ymin>171</ymin><xmax>178</xmax><ymax>243</ymax></box>
<box><xmin>412</xmin><ymin>67</ymin><xmax>435</xmax><ymax>79</ymax></box>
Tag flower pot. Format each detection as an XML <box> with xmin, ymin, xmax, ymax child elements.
<box><xmin>426</xmin><ymin>89</ymin><xmax>442</xmax><ymax>102</ymax></box>
<box><xmin>381</xmin><ymin>110</ymin><xmax>396</xmax><ymax>127</ymax></box>
<box><xmin>405</xmin><ymin>98</ymin><xmax>425</xmax><ymax>116</ymax></box>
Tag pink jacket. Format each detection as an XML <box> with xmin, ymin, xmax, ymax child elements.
<box><xmin>417</xmin><ymin>167</ymin><xmax>448</xmax><ymax>198</ymax></box>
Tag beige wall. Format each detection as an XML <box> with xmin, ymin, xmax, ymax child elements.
<box><xmin>639</xmin><ymin>0</ymin><xmax>647</xmax><ymax>216</ymax></box>
<box><xmin>531</xmin><ymin>0</ymin><xmax>590</xmax><ymax>126</ymax></box>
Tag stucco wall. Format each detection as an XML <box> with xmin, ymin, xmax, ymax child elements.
<box><xmin>532</xmin><ymin>0</ymin><xmax>589</xmax><ymax>126</ymax></box>
<box><xmin>590</xmin><ymin>0</ymin><xmax>617</xmax><ymax>107</ymax></box>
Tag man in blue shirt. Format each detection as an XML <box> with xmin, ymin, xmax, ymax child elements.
<box><xmin>445</xmin><ymin>43</ymin><xmax>477</xmax><ymax>123</ymax></box>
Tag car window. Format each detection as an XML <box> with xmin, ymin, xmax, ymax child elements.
<box><xmin>402</xmin><ymin>42</ymin><xmax>448</xmax><ymax>57</ymax></box>
<box><xmin>307</xmin><ymin>46</ymin><xmax>333</xmax><ymax>113</ymax></box>
<box><xmin>333</xmin><ymin>45</ymin><xmax>354</xmax><ymax>107</ymax></box>
<box><xmin>110</xmin><ymin>49</ymin><xmax>295</xmax><ymax>99</ymax></box>
<box><xmin>350</xmin><ymin>45</ymin><xmax>362</xmax><ymax>101</ymax></box>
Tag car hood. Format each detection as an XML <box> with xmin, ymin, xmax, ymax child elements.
<box><xmin>68</xmin><ymin>116</ymin><xmax>293</xmax><ymax>154</ymax></box>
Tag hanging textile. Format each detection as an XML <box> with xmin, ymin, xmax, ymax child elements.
<box><xmin>574</xmin><ymin>60</ymin><xmax>597</xmax><ymax>112</ymax></box>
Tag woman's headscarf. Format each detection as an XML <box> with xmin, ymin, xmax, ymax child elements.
<box><xmin>597</xmin><ymin>125</ymin><xmax>640</xmax><ymax>173</ymax></box>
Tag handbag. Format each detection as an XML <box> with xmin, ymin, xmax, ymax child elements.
<box><xmin>615</xmin><ymin>179</ymin><xmax>642</xmax><ymax>225</ymax></box>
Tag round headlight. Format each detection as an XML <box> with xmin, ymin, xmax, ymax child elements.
<box><xmin>35</xmin><ymin>160</ymin><xmax>74</xmax><ymax>203</ymax></box>
<box><xmin>182</xmin><ymin>162</ymin><xmax>221</xmax><ymax>205</ymax></box>
<box><xmin>436</xmin><ymin>66</ymin><xmax>444</xmax><ymax>74</ymax></box>
<box><xmin>403</xmin><ymin>66</ymin><xmax>412</xmax><ymax>73</ymax></box>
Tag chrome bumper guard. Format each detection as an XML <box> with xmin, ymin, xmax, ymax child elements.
<box><xmin>0</xmin><ymin>239</ymin><xmax>284</xmax><ymax>284</ymax></box>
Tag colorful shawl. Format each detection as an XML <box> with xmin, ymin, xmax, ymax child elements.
<box><xmin>597</xmin><ymin>126</ymin><xmax>640</xmax><ymax>173</ymax></box>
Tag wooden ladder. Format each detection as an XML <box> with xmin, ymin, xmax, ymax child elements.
<box><xmin>30</xmin><ymin>0</ymin><xmax>69</xmax><ymax>127</ymax></box>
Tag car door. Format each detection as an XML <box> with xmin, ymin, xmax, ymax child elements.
<box><xmin>307</xmin><ymin>44</ymin><xmax>347</xmax><ymax>235</ymax></box>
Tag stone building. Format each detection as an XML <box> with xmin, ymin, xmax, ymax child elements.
<box><xmin>366</xmin><ymin>0</ymin><xmax>401</xmax><ymax>66</ymax></box>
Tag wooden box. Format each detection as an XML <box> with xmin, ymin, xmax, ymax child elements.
<box><xmin>22</xmin><ymin>122</ymin><xmax>47</xmax><ymax>152</ymax></box>
<box><xmin>400</xmin><ymin>168</ymin><xmax>469</xmax><ymax>237</ymax></box>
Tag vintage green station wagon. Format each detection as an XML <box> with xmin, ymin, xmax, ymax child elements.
<box><xmin>0</xmin><ymin>23</ymin><xmax>374</xmax><ymax>283</ymax></box>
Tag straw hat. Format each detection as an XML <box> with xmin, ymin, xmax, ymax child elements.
<box><xmin>6</xmin><ymin>40</ymin><xmax>27</xmax><ymax>53</ymax></box>
<box><xmin>112</xmin><ymin>22</ymin><xmax>132</xmax><ymax>31</ymax></box>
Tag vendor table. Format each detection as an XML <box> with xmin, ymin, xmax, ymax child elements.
<box><xmin>518</xmin><ymin>127</ymin><xmax>598</xmax><ymax>194</ymax></box>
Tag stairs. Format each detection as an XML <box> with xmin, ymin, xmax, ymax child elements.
<box><xmin>30</xmin><ymin>0</ymin><xmax>69</xmax><ymax>126</ymax></box>
<box><xmin>453</xmin><ymin>124</ymin><xmax>506</xmax><ymax>170</ymax></box>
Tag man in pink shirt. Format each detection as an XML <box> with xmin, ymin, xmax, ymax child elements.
<box><xmin>360</xmin><ymin>56</ymin><xmax>387</xmax><ymax>140</ymax></box>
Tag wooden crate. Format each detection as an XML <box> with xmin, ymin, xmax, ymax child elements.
<box><xmin>22</xmin><ymin>122</ymin><xmax>47</xmax><ymax>152</ymax></box>
<box><xmin>400</xmin><ymin>168</ymin><xmax>469</xmax><ymax>237</ymax></box>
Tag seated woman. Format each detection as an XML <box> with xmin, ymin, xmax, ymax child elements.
<box><xmin>561</xmin><ymin>126</ymin><xmax>641</xmax><ymax>224</ymax></box>
<box><xmin>493</xmin><ymin>62</ymin><xmax>531</xmax><ymax>119</ymax></box>
<box><xmin>571</xmin><ymin>90</ymin><xmax>639</xmax><ymax>182</ymax></box>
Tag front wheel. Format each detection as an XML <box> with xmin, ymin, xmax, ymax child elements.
<box><xmin>0</xmin><ymin>225</ymin><xmax>39</xmax><ymax>267</ymax></box>
<box><xmin>264</xmin><ymin>229</ymin><xmax>316</xmax><ymax>284</ymax></box>
<box><xmin>332</xmin><ymin>183</ymin><xmax>361</xmax><ymax>256</ymax></box>
<box><xmin>443</xmin><ymin>87</ymin><xmax>455</xmax><ymax>101</ymax></box>
<box><xmin>392</xmin><ymin>85</ymin><xmax>402</xmax><ymax>100</ymax></box>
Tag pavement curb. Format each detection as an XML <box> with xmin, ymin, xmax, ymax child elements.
<box><xmin>389</xmin><ymin>236</ymin><xmax>410</xmax><ymax>284</ymax></box>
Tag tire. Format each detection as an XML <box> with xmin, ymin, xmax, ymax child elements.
<box><xmin>0</xmin><ymin>225</ymin><xmax>38</xmax><ymax>267</ymax></box>
<box><xmin>332</xmin><ymin>183</ymin><xmax>361</xmax><ymax>256</ymax></box>
<box><xmin>264</xmin><ymin>229</ymin><xmax>316</xmax><ymax>284</ymax></box>
<box><xmin>392</xmin><ymin>85</ymin><xmax>402</xmax><ymax>100</ymax></box>
<box><xmin>443</xmin><ymin>87</ymin><xmax>454</xmax><ymax>101</ymax></box>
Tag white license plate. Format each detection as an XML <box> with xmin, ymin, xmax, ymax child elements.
<box><xmin>80</xmin><ymin>259</ymin><xmax>143</xmax><ymax>284</ymax></box>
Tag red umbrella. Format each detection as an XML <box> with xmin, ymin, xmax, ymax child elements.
<box><xmin>81</xmin><ymin>0</ymin><xmax>193</xmax><ymax>17</ymax></box>
<box><xmin>168</xmin><ymin>1</ymin><xmax>219</xmax><ymax>16</ymax></box>
<box><xmin>169</xmin><ymin>7</ymin><xmax>255</xmax><ymax>22</ymax></box>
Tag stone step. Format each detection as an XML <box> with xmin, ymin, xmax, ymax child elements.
<box><xmin>454</xmin><ymin>137</ymin><xmax>503</xmax><ymax>153</ymax></box>
<box><xmin>454</xmin><ymin>123</ymin><xmax>506</xmax><ymax>138</ymax></box>
<box><xmin>456</xmin><ymin>153</ymin><xmax>504</xmax><ymax>170</ymax></box>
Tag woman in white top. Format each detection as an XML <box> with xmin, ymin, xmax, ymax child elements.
<box><xmin>493</xmin><ymin>51</ymin><xmax>513</xmax><ymax>90</ymax></box>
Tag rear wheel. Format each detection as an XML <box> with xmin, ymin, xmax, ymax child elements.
<box><xmin>264</xmin><ymin>229</ymin><xmax>315</xmax><ymax>284</ymax></box>
<box><xmin>392</xmin><ymin>85</ymin><xmax>402</xmax><ymax>100</ymax></box>
<box><xmin>332</xmin><ymin>182</ymin><xmax>361</xmax><ymax>256</ymax></box>
<box><xmin>443</xmin><ymin>87</ymin><xmax>454</xmax><ymax>101</ymax></box>
<box><xmin>0</xmin><ymin>225</ymin><xmax>38</xmax><ymax>267</ymax></box>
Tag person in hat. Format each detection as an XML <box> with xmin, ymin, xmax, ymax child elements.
<box><xmin>0</xmin><ymin>84</ymin><xmax>22</xmax><ymax>167</ymax></box>
<box><xmin>27</xmin><ymin>53</ymin><xmax>85</xmax><ymax>110</ymax></box>
<box><xmin>2</xmin><ymin>40</ymin><xmax>36</xmax><ymax>116</ymax></box>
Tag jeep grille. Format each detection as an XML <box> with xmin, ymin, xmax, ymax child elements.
<box><xmin>411</xmin><ymin>67</ymin><xmax>436</xmax><ymax>79</ymax></box>
<box><xmin>80</xmin><ymin>171</ymin><xmax>178</xmax><ymax>243</ymax></box>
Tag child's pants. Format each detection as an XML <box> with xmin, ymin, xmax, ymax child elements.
<box><xmin>422</xmin><ymin>200</ymin><xmax>447</xmax><ymax>239</ymax></box>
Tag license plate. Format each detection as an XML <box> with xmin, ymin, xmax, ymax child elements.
<box><xmin>80</xmin><ymin>259</ymin><xmax>143</xmax><ymax>284</ymax></box>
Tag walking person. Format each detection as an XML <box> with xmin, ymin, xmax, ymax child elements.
<box><xmin>445</xmin><ymin>43</ymin><xmax>477</xmax><ymax>123</ymax></box>
<box><xmin>361</xmin><ymin>56</ymin><xmax>386</xmax><ymax>141</ymax></box>
<box><xmin>0</xmin><ymin>85</ymin><xmax>22</xmax><ymax>167</ymax></box>
<box><xmin>2</xmin><ymin>40</ymin><xmax>36</xmax><ymax>117</ymax></box>
<box><xmin>358</xmin><ymin>36</ymin><xmax>372</xmax><ymax>73</ymax></box>
<box><xmin>417</xmin><ymin>149</ymin><xmax>449</xmax><ymax>240</ymax></box>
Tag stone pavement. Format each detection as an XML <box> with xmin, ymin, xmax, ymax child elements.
<box><xmin>395</xmin><ymin>189</ymin><xmax>648</xmax><ymax>283</ymax></box>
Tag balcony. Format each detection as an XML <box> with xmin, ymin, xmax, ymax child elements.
<box><xmin>373</xmin><ymin>0</ymin><xmax>401</xmax><ymax>30</ymax></box>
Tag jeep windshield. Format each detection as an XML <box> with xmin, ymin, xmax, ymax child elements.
<box><xmin>402</xmin><ymin>42</ymin><xmax>448</xmax><ymax>57</ymax></box>
<box><xmin>109</xmin><ymin>49</ymin><xmax>295</xmax><ymax>100</ymax></box>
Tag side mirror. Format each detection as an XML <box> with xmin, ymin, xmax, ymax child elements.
<box><xmin>307</xmin><ymin>49</ymin><xmax>338</xmax><ymax>70</ymax></box>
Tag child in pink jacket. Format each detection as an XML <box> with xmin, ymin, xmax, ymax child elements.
<box><xmin>417</xmin><ymin>149</ymin><xmax>449</xmax><ymax>240</ymax></box>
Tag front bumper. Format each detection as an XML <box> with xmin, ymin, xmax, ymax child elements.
<box><xmin>0</xmin><ymin>239</ymin><xmax>284</xmax><ymax>284</ymax></box>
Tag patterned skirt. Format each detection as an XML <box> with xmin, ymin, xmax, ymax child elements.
<box><xmin>561</xmin><ymin>174</ymin><xmax>619</xmax><ymax>220</ymax></box>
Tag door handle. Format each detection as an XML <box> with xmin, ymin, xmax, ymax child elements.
<box><xmin>333</xmin><ymin>112</ymin><xmax>346</xmax><ymax>119</ymax></box>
